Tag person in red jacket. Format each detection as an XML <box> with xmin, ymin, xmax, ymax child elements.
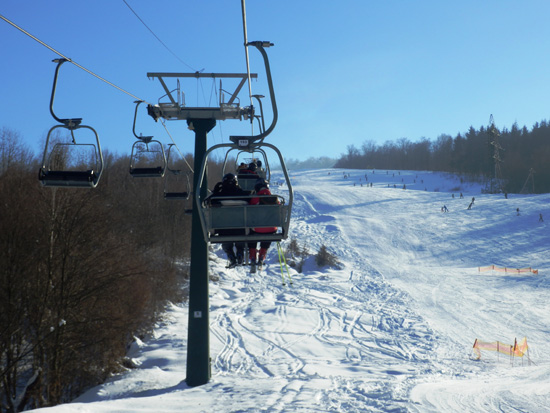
<box><xmin>248</xmin><ymin>178</ymin><xmax>278</xmax><ymax>267</ymax></box>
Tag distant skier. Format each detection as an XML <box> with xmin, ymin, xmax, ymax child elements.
<box><xmin>441</xmin><ymin>205</ymin><xmax>449</xmax><ymax>212</ymax></box>
<box><xmin>539</xmin><ymin>213</ymin><xmax>544</xmax><ymax>222</ymax></box>
<box><xmin>516</xmin><ymin>208</ymin><xmax>520</xmax><ymax>216</ymax></box>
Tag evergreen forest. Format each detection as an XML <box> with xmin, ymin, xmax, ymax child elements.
<box><xmin>335</xmin><ymin>120</ymin><xmax>550</xmax><ymax>193</ymax></box>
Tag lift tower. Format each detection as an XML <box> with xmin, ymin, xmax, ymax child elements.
<box><xmin>146</xmin><ymin>71</ymin><xmax>257</xmax><ymax>386</ymax></box>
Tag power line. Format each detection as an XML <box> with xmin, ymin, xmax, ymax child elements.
<box><xmin>122</xmin><ymin>0</ymin><xmax>197</xmax><ymax>72</ymax></box>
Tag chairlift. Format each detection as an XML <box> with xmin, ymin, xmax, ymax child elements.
<box><xmin>224</xmin><ymin>148</ymin><xmax>270</xmax><ymax>191</ymax></box>
<box><xmin>196</xmin><ymin>137</ymin><xmax>293</xmax><ymax>244</ymax></box>
<box><xmin>164</xmin><ymin>143</ymin><xmax>191</xmax><ymax>200</ymax></box>
<box><xmin>129</xmin><ymin>101</ymin><xmax>167</xmax><ymax>178</ymax></box>
<box><xmin>194</xmin><ymin>41</ymin><xmax>292</xmax><ymax>243</ymax></box>
<box><xmin>38</xmin><ymin>58</ymin><xmax>104</xmax><ymax>188</ymax></box>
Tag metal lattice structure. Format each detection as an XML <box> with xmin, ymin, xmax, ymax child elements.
<box><xmin>489</xmin><ymin>114</ymin><xmax>504</xmax><ymax>193</ymax></box>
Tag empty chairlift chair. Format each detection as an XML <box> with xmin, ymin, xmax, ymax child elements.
<box><xmin>129</xmin><ymin>100</ymin><xmax>167</xmax><ymax>178</ymax></box>
<box><xmin>129</xmin><ymin>139</ymin><xmax>166</xmax><ymax>177</ymax></box>
<box><xmin>38</xmin><ymin>58</ymin><xmax>104</xmax><ymax>188</ymax></box>
<box><xmin>164</xmin><ymin>143</ymin><xmax>191</xmax><ymax>200</ymax></box>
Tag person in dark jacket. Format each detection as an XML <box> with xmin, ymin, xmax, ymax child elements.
<box><xmin>209</xmin><ymin>173</ymin><xmax>249</xmax><ymax>268</ymax></box>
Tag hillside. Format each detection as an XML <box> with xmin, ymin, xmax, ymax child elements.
<box><xmin>33</xmin><ymin>169</ymin><xmax>550</xmax><ymax>412</ymax></box>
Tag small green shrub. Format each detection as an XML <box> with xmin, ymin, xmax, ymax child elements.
<box><xmin>315</xmin><ymin>244</ymin><xmax>341</xmax><ymax>269</ymax></box>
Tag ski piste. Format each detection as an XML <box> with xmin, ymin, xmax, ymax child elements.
<box><xmin>249</xmin><ymin>261</ymin><xmax>265</xmax><ymax>276</ymax></box>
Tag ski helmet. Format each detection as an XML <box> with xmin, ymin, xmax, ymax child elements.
<box><xmin>222</xmin><ymin>173</ymin><xmax>237</xmax><ymax>186</ymax></box>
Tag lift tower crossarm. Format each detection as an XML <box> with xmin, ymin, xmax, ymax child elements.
<box><xmin>146</xmin><ymin>72</ymin><xmax>258</xmax><ymax>122</ymax></box>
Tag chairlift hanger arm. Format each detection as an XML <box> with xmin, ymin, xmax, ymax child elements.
<box><xmin>231</xmin><ymin>41</ymin><xmax>277</xmax><ymax>144</ymax></box>
<box><xmin>132</xmin><ymin>100</ymin><xmax>153</xmax><ymax>142</ymax></box>
<box><xmin>49</xmin><ymin>58</ymin><xmax>82</xmax><ymax>128</ymax></box>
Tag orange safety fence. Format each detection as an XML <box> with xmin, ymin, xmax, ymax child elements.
<box><xmin>472</xmin><ymin>337</ymin><xmax>528</xmax><ymax>360</ymax></box>
<box><xmin>478</xmin><ymin>265</ymin><xmax>538</xmax><ymax>275</ymax></box>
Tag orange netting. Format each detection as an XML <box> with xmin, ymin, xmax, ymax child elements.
<box><xmin>472</xmin><ymin>337</ymin><xmax>528</xmax><ymax>360</ymax></box>
<box><xmin>478</xmin><ymin>265</ymin><xmax>538</xmax><ymax>275</ymax></box>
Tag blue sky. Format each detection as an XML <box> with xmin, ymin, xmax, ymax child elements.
<box><xmin>2</xmin><ymin>1</ymin><xmax>550</xmax><ymax>162</ymax></box>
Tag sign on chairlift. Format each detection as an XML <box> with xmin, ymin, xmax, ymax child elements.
<box><xmin>238</xmin><ymin>139</ymin><xmax>249</xmax><ymax>147</ymax></box>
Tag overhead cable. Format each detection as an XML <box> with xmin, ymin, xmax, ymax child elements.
<box><xmin>160</xmin><ymin>119</ymin><xmax>194</xmax><ymax>173</ymax></box>
<box><xmin>0</xmin><ymin>13</ymin><xmax>148</xmax><ymax>104</ymax></box>
<box><xmin>122</xmin><ymin>0</ymin><xmax>197</xmax><ymax>72</ymax></box>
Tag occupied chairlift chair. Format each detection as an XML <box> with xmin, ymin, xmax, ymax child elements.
<box><xmin>196</xmin><ymin>41</ymin><xmax>293</xmax><ymax>244</ymax></box>
<box><xmin>227</xmin><ymin>148</ymin><xmax>270</xmax><ymax>192</ymax></box>
<box><xmin>164</xmin><ymin>143</ymin><xmax>191</xmax><ymax>200</ymax></box>
<box><xmin>38</xmin><ymin>58</ymin><xmax>104</xmax><ymax>188</ymax></box>
<box><xmin>129</xmin><ymin>101</ymin><xmax>167</xmax><ymax>178</ymax></box>
<box><xmin>196</xmin><ymin>137</ymin><xmax>293</xmax><ymax>244</ymax></box>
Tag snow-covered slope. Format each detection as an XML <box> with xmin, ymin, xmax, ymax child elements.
<box><xmin>33</xmin><ymin>169</ymin><xmax>550</xmax><ymax>412</ymax></box>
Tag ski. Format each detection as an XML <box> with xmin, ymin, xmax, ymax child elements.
<box><xmin>276</xmin><ymin>242</ymin><xmax>293</xmax><ymax>286</ymax></box>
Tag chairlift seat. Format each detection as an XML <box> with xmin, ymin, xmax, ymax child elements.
<box><xmin>130</xmin><ymin>166</ymin><xmax>164</xmax><ymax>177</ymax></box>
<box><xmin>39</xmin><ymin>169</ymin><xmax>97</xmax><ymax>188</ymax></box>
<box><xmin>164</xmin><ymin>191</ymin><xmax>189</xmax><ymax>200</ymax></box>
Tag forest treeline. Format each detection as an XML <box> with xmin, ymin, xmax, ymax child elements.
<box><xmin>0</xmin><ymin>127</ymin><xmax>199</xmax><ymax>411</ymax></box>
<box><xmin>335</xmin><ymin>121</ymin><xmax>550</xmax><ymax>193</ymax></box>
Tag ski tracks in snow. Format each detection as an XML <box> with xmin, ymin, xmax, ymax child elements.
<box><xmin>207</xmin><ymin>175</ymin><xmax>444</xmax><ymax>411</ymax></box>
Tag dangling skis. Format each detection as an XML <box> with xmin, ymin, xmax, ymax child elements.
<box><xmin>276</xmin><ymin>242</ymin><xmax>292</xmax><ymax>286</ymax></box>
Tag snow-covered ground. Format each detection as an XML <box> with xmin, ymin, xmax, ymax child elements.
<box><xmin>33</xmin><ymin>169</ymin><xmax>550</xmax><ymax>412</ymax></box>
